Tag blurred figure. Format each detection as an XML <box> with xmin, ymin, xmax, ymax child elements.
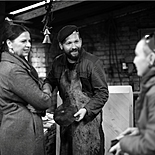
<box><xmin>109</xmin><ymin>33</ymin><xmax>155</xmax><ymax>155</ymax></box>
<box><xmin>0</xmin><ymin>20</ymin><xmax>52</xmax><ymax>155</ymax></box>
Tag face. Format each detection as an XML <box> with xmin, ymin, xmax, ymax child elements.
<box><xmin>7</xmin><ymin>31</ymin><xmax>31</xmax><ymax>58</ymax></box>
<box><xmin>59</xmin><ymin>31</ymin><xmax>82</xmax><ymax>62</ymax></box>
<box><xmin>133</xmin><ymin>40</ymin><xmax>150</xmax><ymax>76</ymax></box>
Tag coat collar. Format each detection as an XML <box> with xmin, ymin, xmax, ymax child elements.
<box><xmin>1</xmin><ymin>52</ymin><xmax>31</xmax><ymax>70</ymax></box>
<box><xmin>1</xmin><ymin>52</ymin><xmax>39</xmax><ymax>83</ymax></box>
<box><xmin>135</xmin><ymin>67</ymin><xmax>155</xmax><ymax>126</ymax></box>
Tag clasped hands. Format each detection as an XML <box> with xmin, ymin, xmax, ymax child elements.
<box><xmin>109</xmin><ymin>127</ymin><xmax>139</xmax><ymax>155</ymax></box>
<box><xmin>42</xmin><ymin>83</ymin><xmax>87</xmax><ymax>122</ymax></box>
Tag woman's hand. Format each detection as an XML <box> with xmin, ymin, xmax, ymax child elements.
<box><xmin>117</xmin><ymin>127</ymin><xmax>139</xmax><ymax>140</ymax></box>
<box><xmin>74</xmin><ymin>108</ymin><xmax>87</xmax><ymax>122</ymax></box>
<box><xmin>42</xmin><ymin>83</ymin><xmax>52</xmax><ymax>97</ymax></box>
<box><xmin>109</xmin><ymin>142</ymin><xmax>122</xmax><ymax>155</ymax></box>
<box><xmin>109</xmin><ymin>127</ymin><xmax>139</xmax><ymax>155</ymax></box>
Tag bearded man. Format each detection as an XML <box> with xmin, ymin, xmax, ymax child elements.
<box><xmin>43</xmin><ymin>25</ymin><xmax>109</xmax><ymax>155</ymax></box>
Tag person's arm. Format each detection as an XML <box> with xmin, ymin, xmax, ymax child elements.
<box><xmin>84</xmin><ymin>59</ymin><xmax>109</xmax><ymax>120</ymax></box>
<box><xmin>119</xmin><ymin>94</ymin><xmax>155</xmax><ymax>155</ymax></box>
<box><xmin>42</xmin><ymin>83</ymin><xmax>52</xmax><ymax>96</ymax></box>
<box><xmin>43</xmin><ymin>64</ymin><xmax>57</xmax><ymax>93</ymax></box>
<box><xmin>9</xmin><ymin>66</ymin><xmax>52</xmax><ymax>110</ymax></box>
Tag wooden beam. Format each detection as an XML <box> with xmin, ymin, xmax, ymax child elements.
<box><xmin>0</xmin><ymin>2</ymin><xmax>5</xmax><ymax>24</ymax></box>
<box><xmin>67</xmin><ymin>2</ymin><xmax>155</xmax><ymax>29</ymax></box>
<box><xmin>14</xmin><ymin>1</ymin><xmax>85</xmax><ymax>21</ymax></box>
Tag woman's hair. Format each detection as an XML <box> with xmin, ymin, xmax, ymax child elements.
<box><xmin>0</xmin><ymin>20</ymin><xmax>30</xmax><ymax>52</ymax></box>
<box><xmin>141</xmin><ymin>33</ymin><xmax>155</xmax><ymax>56</ymax></box>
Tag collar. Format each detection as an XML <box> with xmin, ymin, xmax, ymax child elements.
<box><xmin>141</xmin><ymin>67</ymin><xmax>155</xmax><ymax>86</ymax></box>
<box><xmin>1</xmin><ymin>52</ymin><xmax>31</xmax><ymax>70</ymax></box>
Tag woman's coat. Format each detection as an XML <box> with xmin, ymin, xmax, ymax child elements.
<box><xmin>120</xmin><ymin>68</ymin><xmax>155</xmax><ymax>155</ymax></box>
<box><xmin>0</xmin><ymin>52</ymin><xmax>52</xmax><ymax>155</ymax></box>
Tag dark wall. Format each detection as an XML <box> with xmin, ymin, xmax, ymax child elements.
<box><xmin>46</xmin><ymin>2</ymin><xmax>155</xmax><ymax>92</ymax></box>
<box><xmin>0</xmin><ymin>2</ymin><xmax>5</xmax><ymax>24</ymax></box>
<box><xmin>0</xmin><ymin>1</ymin><xmax>5</xmax><ymax>124</ymax></box>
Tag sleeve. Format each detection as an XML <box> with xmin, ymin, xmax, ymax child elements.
<box><xmin>120</xmin><ymin>93</ymin><xmax>155</xmax><ymax>155</ymax></box>
<box><xmin>44</xmin><ymin>64</ymin><xmax>57</xmax><ymax>92</ymax></box>
<box><xmin>84</xmin><ymin>59</ymin><xmax>109</xmax><ymax>120</ymax></box>
<box><xmin>8</xmin><ymin>66</ymin><xmax>52</xmax><ymax>111</ymax></box>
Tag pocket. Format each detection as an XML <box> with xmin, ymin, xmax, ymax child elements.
<box><xmin>79</xmin><ymin>72</ymin><xmax>93</xmax><ymax>95</ymax></box>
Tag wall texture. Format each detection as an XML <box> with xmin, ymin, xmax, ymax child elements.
<box><xmin>30</xmin><ymin>2</ymin><xmax>155</xmax><ymax>92</ymax></box>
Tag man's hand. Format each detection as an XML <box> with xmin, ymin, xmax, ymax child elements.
<box><xmin>74</xmin><ymin>108</ymin><xmax>87</xmax><ymax>122</ymax></box>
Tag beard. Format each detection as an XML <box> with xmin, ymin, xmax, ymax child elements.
<box><xmin>65</xmin><ymin>47</ymin><xmax>82</xmax><ymax>61</ymax></box>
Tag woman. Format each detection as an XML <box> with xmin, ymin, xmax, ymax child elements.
<box><xmin>109</xmin><ymin>33</ymin><xmax>155</xmax><ymax>155</ymax></box>
<box><xmin>0</xmin><ymin>21</ymin><xmax>52</xmax><ymax>155</ymax></box>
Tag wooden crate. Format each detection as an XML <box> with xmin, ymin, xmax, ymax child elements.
<box><xmin>103</xmin><ymin>86</ymin><xmax>133</xmax><ymax>155</ymax></box>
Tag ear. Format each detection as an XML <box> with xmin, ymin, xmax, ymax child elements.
<box><xmin>6</xmin><ymin>39</ymin><xmax>13</xmax><ymax>49</ymax></box>
<box><xmin>148</xmin><ymin>52</ymin><xmax>155</xmax><ymax>66</ymax></box>
<box><xmin>59</xmin><ymin>43</ymin><xmax>63</xmax><ymax>50</ymax></box>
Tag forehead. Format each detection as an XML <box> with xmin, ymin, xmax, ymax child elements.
<box><xmin>136</xmin><ymin>39</ymin><xmax>153</xmax><ymax>56</ymax></box>
<box><xmin>65</xmin><ymin>31</ymin><xmax>80</xmax><ymax>42</ymax></box>
<box><xmin>135</xmin><ymin>40</ymin><xmax>145</xmax><ymax>54</ymax></box>
<box><xmin>136</xmin><ymin>40</ymin><xmax>144</xmax><ymax>49</ymax></box>
<box><xmin>14</xmin><ymin>31</ymin><xmax>30</xmax><ymax>40</ymax></box>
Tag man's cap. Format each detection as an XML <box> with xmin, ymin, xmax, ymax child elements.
<box><xmin>53</xmin><ymin>98</ymin><xmax>78</xmax><ymax>126</ymax></box>
<box><xmin>57</xmin><ymin>25</ymin><xmax>79</xmax><ymax>43</ymax></box>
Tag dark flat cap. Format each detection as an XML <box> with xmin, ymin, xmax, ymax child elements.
<box><xmin>57</xmin><ymin>25</ymin><xmax>78</xmax><ymax>43</ymax></box>
<box><xmin>53</xmin><ymin>99</ymin><xmax>78</xmax><ymax>126</ymax></box>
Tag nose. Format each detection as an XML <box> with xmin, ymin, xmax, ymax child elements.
<box><xmin>26</xmin><ymin>41</ymin><xmax>31</xmax><ymax>48</ymax></box>
<box><xmin>71</xmin><ymin>43</ymin><xmax>77</xmax><ymax>49</ymax></box>
<box><xmin>133</xmin><ymin>57</ymin><xmax>136</xmax><ymax>65</ymax></box>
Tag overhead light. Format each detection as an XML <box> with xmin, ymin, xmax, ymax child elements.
<box><xmin>9</xmin><ymin>0</ymin><xmax>51</xmax><ymax>15</ymax></box>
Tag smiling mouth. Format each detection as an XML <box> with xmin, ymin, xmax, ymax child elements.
<box><xmin>24</xmin><ymin>49</ymin><xmax>30</xmax><ymax>53</ymax></box>
<box><xmin>23</xmin><ymin>52</ymin><xmax>29</xmax><ymax>56</ymax></box>
<box><xmin>71</xmin><ymin>51</ymin><xmax>78</xmax><ymax>55</ymax></box>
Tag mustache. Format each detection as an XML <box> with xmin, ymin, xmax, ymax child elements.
<box><xmin>70</xmin><ymin>48</ymin><xmax>79</xmax><ymax>53</ymax></box>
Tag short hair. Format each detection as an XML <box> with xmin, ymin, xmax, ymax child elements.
<box><xmin>142</xmin><ymin>33</ymin><xmax>155</xmax><ymax>55</ymax></box>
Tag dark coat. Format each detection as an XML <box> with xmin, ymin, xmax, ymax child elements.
<box><xmin>120</xmin><ymin>67</ymin><xmax>155</xmax><ymax>155</ymax></box>
<box><xmin>45</xmin><ymin>49</ymin><xmax>109</xmax><ymax>155</ymax></box>
<box><xmin>0</xmin><ymin>52</ymin><xmax>52</xmax><ymax>155</ymax></box>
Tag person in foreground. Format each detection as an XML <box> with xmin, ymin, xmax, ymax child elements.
<box><xmin>43</xmin><ymin>25</ymin><xmax>109</xmax><ymax>155</ymax></box>
<box><xmin>109</xmin><ymin>33</ymin><xmax>155</xmax><ymax>155</ymax></box>
<box><xmin>0</xmin><ymin>20</ymin><xmax>52</xmax><ymax>155</ymax></box>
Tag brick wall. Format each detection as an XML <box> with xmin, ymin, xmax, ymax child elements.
<box><xmin>30</xmin><ymin>2</ymin><xmax>155</xmax><ymax>92</ymax></box>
